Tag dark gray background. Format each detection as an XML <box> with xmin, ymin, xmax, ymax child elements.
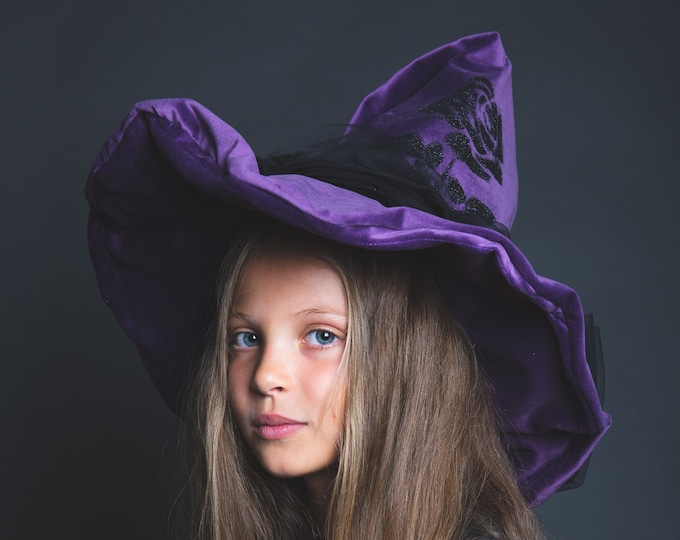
<box><xmin>2</xmin><ymin>1</ymin><xmax>677</xmax><ymax>538</ymax></box>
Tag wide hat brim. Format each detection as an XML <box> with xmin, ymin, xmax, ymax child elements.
<box><xmin>86</xmin><ymin>32</ymin><xmax>610</xmax><ymax>506</ymax></box>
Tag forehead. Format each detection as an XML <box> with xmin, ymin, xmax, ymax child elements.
<box><xmin>233</xmin><ymin>248</ymin><xmax>347</xmax><ymax>310</ymax></box>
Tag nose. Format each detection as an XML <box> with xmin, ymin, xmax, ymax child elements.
<box><xmin>251</xmin><ymin>343</ymin><xmax>292</xmax><ymax>395</ymax></box>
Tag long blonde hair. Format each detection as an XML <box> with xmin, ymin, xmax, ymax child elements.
<box><xmin>189</xmin><ymin>225</ymin><xmax>543</xmax><ymax>539</ymax></box>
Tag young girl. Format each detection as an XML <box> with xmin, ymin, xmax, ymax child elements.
<box><xmin>192</xmin><ymin>224</ymin><xmax>542</xmax><ymax>538</ymax></box>
<box><xmin>87</xmin><ymin>32</ymin><xmax>610</xmax><ymax>539</ymax></box>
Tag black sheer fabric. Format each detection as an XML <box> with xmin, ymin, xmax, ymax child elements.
<box><xmin>257</xmin><ymin>129</ymin><xmax>510</xmax><ymax>236</ymax></box>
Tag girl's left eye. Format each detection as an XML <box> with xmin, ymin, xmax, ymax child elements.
<box><xmin>305</xmin><ymin>329</ymin><xmax>338</xmax><ymax>347</ymax></box>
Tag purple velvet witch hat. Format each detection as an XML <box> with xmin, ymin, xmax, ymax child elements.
<box><xmin>86</xmin><ymin>32</ymin><xmax>610</xmax><ymax>506</ymax></box>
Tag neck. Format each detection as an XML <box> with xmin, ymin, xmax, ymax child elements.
<box><xmin>303</xmin><ymin>466</ymin><xmax>337</xmax><ymax>530</ymax></box>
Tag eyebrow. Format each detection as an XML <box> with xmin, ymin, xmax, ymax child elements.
<box><xmin>295</xmin><ymin>308</ymin><xmax>347</xmax><ymax>319</ymax></box>
<box><xmin>227</xmin><ymin>312</ymin><xmax>259</xmax><ymax>327</ymax></box>
<box><xmin>228</xmin><ymin>309</ymin><xmax>347</xmax><ymax>324</ymax></box>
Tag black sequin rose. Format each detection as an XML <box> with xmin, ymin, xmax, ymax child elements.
<box><xmin>421</xmin><ymin>76</ymin><xmax>504</xmax><ymax>185</ymax></box>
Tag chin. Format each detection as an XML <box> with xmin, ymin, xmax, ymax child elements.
<box><xmin>261</xmin><ymin>462</ymin><xmax>307</xmax><ymax>479</ymax></box>
<box><xmin>258</xmin><ymin>456</ymin><xmax>336</xmax><ymax>480</ymax></box>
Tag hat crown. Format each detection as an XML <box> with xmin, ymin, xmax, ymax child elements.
<box><xmin>350</xmin><ymin>32</ymin><xmax>518</xmax><ymax>231</ymax></box>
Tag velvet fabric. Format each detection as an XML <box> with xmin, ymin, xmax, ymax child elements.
<box><xmin>86</xmin><ymin>32</ymin><xmax>611</xmax><ymax>506</ymax></box>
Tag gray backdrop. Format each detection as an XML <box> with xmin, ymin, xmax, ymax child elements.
<box><xmin>2</xmin><ymin>1</ymin><xmax>678</xmax><ymax>538</ymax></box>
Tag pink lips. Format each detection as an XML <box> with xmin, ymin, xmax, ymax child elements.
<box><xmin>255</xmin><ymin>414</ymin><xmax>306</xmax><ymax>440</ymax></box>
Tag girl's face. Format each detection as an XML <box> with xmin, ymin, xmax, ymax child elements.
<box><xmin>227</xmin><ymin>249</ymin><xmax>347</xmax><ymax>483</ymax></box>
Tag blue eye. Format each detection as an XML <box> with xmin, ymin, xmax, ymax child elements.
<box><xmin>306</xmin><ymin>329</ymin><xmax>337</xmax><ymax>346</ymax></box>
<box><xmin>232</xmin><ymin>332</ymin><xmax>260</xmax><ymax>348</ymax></box>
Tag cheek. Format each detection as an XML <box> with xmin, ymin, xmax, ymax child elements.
<box><xmin>332</xmin><ymin>385</ymin><xmax>347</xmax><ymax>426</ymax></box>
<box><xmin>311</xmin><ymin>367</ymin><xmax>346</xmax><ymax>428</ymax></box>
<box><xmin>227</xmin><ymin>363</ymin><xmax>250</xmax><ymax>417</ymax></box>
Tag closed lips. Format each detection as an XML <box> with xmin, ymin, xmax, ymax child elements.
<box><xmin>255</xmin><ymin>415</ymin><xmax>306</xmax><ymax>440</ymax></box>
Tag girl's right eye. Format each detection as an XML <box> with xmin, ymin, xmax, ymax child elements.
<box><xmin>231</xmin><ymin>332</ymin><xmax>260</xmax><ymax>348</ymax></box>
